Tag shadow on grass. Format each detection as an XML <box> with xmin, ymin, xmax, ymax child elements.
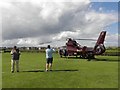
<box><xmin>21</xmin><ymin>69</ymin><xmax>79</xmax><ymax>73</ymax></box>
<box><xmin>94</xmin><ymin>58</ymin><xmax>120</xmax><ymax>62</ymax></box>
<box><xmin>61</xmin><ymin>57</ymin><xmax>93</xmax><ymax>61</ymax></box>
<box><xmin>60</xmin><ymin>57</ymin><xmax>120</xmax><ymax>62</ymax></box>
<box><xmin>62</xmin><ymin>57</ymin><xmax>120</xmax><ymax>62</ymax></box>
<box><xmin>61</xmin><ymin>57</ymin><xmax>81</xmax><ymax>59</ymax></box>
<box><xmin>52</xmin><ymin>69</ymin><xmax>78</xmax><ymax>72</ymax></box>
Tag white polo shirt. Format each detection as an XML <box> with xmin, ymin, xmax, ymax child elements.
<box><xmin>46</xmin><ymin>48</ymin><xmax>55</xmax><ymax>58</ymax></box>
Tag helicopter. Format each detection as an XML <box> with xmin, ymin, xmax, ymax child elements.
<box><xmin>58</xmin><ymin>31</ymin><xmax>106</xmax><ymax>59</ymax></box>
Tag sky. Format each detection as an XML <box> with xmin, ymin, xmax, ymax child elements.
<box><xmin>0</xmin><ymin>0</ymin><xmax>119</xmax><ymax>47</ymax></box>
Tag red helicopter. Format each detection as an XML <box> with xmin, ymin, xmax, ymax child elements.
<box><xmin>58</xmin><ymin>31</ymin><xmax>106</xmax><ymax>59</ymax></box>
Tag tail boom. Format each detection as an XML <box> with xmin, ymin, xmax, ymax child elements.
<box><xmin>94</xmin><ymin>31</ymin><xmax>106</xmax><ymax>55</ymax></box>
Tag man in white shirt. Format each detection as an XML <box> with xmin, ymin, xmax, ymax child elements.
<box><xmin>45</xmin><ymin>45</ymin><xmax>55</xmax><ymax>72</ymax></box>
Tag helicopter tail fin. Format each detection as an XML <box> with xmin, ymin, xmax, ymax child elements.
<box><xmin>96</xmin><ymin>31</ymin><xmax>106</xmax><ymax>45</ymax></box>
<box><xmin>94</xmin><ymin>31</ymin><xmax>106</xmax><ymax>55</ymax></box>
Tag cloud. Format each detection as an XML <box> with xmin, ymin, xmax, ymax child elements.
<box><xmin>1</xmin><ymin>0</ymin><xmax>118</xmax><ymax>47</ymax></box>
<box><xmin>105</xmin><ymin>33</ymin><xmax>118</xmax><ymax>47</ymax></box>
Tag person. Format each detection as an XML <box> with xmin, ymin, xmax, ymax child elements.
<box><xmin>45</xmin><ymin>45</ymin><xmax>55</xmax><ymax>72</ymax></box>
<box><xmin>10</xmin><ymin>46</ymin><xmax>21</xmax><ymax>73</ymax></box>
<box><xmin>58</xmin><ymin>48</ymin><xmax>63</xmax><ymax>58</ymax></box>
<box><xmin>63</xmin><ymin>49</ymin><xmax>67</xmax><ymax>57</ymax></box>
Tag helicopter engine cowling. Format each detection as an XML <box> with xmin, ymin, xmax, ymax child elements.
<box><xmin>94</xmin><ymin>44</ymin><xmax>106</xmax><ymax>55</ymax></box>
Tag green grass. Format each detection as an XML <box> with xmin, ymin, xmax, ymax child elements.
<box><xmin>106</xmin><ymin>49</ymin><xmax>119</xmax><ymax>53</ymax></box>
<box><xmin>2</xmin><ymin>52</ymin><xmax>118</xmax><ymax>88</ymax></box>
<box><xmin>0</xmin><ymin>53</ymin><xmax>2</xmax><ymax>89</ymax></box>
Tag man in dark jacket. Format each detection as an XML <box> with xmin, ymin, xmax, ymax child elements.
<box><xmin>10</xmin><ymin>46</ymin><xmax>20</xmax><ymax>73</ymax></box>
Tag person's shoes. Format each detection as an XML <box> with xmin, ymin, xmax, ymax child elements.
<box><xmin>45</xmin><ymin>70</ymin><xmax>48</xmax><ymax>72</ymax></box>
<box><xmin>50</xmin><ymin>70</ymin><xmax>52</xmax><ymax>71</ymax></box>
<box><xmin>11</xmin><ymin>71</ymin><xmax>14</xmax><ymax>73</ymax></box>
<box><xmin>17</xmin><ymin>71</ymin><xmax>19</xmax><ymax>72</ymax></box>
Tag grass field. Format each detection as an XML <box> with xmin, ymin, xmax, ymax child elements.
<box><xmin>2</xmin><ymin>52</ymin><xmax>118</xmax><ymax>88</ymax></box>
<box><xmin>106</xmin><ymin>49</ymin><xmax>119</xmax><ymax>53</ymax></box>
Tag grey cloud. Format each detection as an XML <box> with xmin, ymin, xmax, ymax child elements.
<box><xmin>2</xmin><ymin>2</ymin><xmax>90</xmax><ymax>40</ymax></box>
<box><xmin>1</xmin><ymin>1</ymin><xmax>118</xmax><ymax>47</ymax></box>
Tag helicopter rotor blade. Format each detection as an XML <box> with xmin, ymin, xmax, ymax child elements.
<box><xmin>38</xmin><ymin>38</ymin><xmax>97</xmax><ymax>45</ymax></box>
<box><xmin>38</xmin><ymin>39</ymin><xmax>62</xmax><ymax>45</ymax></box>
<box><xmin>75</xmin><ymin>39</ymin><xmax>96</xmax><ymax>41</ymax></box>
<box><xmin>39</xmin><ymin>41</ymin><xmax>52</xmax><ymax>45</ymax></box>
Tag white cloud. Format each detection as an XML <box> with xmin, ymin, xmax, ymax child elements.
<box><xmin>105</xmin><ymin>33</ymin><xmax>118</xmax><ymax>47</ymax></box>
<box><xmin>0</xmin><ymin>1</ymin><xmax>13</xmax><ymax>9</ymax></box>
<box><xmin>1</xmin><ymin>1</ymin><xmax>118</xmax><ymax>47</ymax></box>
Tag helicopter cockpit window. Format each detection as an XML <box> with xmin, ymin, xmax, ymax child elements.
<box><xmin>73</xmin><ymin>40</ymin><xmax>78</xmax><ymax>46</ymax></box>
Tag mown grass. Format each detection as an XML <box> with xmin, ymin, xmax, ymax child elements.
<box><xmin>2</xmin><ymin>52</ymin><xmax>118</xmax><ymax>88</ymax></box>
<box><xmin>0</xmin><ymin>53</ymin><xmax>2</xmax><ymax>89</ymax></box>
<box><xmin>106</xmin><ymin>49</ymin><xmax>119</xmax><ymax>53</ymax></box>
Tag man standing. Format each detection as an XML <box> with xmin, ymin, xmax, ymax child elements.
<box><xmin>45</xmin><ymin>45</ymin><xmax>55</xmax><ymax>72</ymax></box>
<box><xmin>10</xmin><ymin>46</ymin><xmax>20</xmax><ymax>73</ymax></box>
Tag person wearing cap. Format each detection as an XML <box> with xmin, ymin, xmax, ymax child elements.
<box><xmin>10</xmin><ymin>46</ymin><xmax>21</xmax><ymax>73</ymax></box>
<box><xmin>45</xmin><ymin>45</ymin><xmax>55</xmax><ymax>72</ymax></box>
